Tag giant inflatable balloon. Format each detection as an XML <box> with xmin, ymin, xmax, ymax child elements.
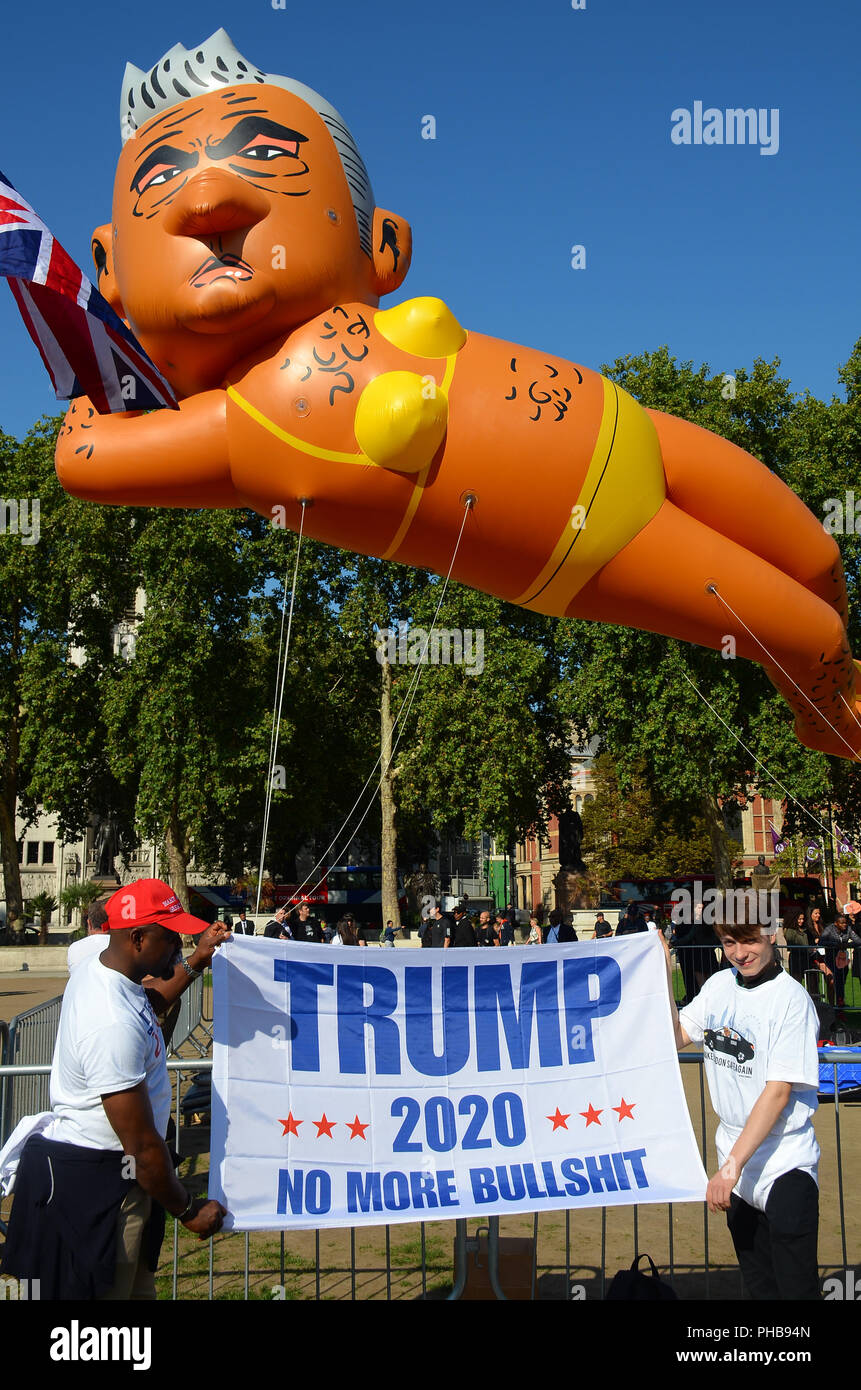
<box><xmin>42</xmin><ymin>29</ymin><xmax>861</xmax><ymax>760</ymax></box>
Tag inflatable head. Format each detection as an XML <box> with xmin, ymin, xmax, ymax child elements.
<box><xmin>95</xmin><ymin>29</ymin><xmax>411</xmax><ymax>396</ymax></box>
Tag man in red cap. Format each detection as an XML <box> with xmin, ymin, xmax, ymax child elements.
<box><xmin>0</xmin><ymin>878</ymin><xmax>229</xmax><ymax>1300</ymax></box>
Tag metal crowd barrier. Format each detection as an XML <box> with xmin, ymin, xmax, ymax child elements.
<box><xmin>1</xmin><ymin>1050</ymin><xmax>856</xmax><ymax>1300</ymax></box>
<box><xmin>167</xmin><ymin>974</ymin><xmax>209</xmax><ymax>1057</ymax></box>
<box><xmin>202</xmin><ymin>971</ymin><xmax>213</xmax><ymax>1025</ymax></box>
<box><xmin>670</xmin><ymin>943</ymin><xmax>860</xmax><ymax>1011</ymax></box>
<box><xmin>0</xmin><ymin>997</ymin><xmax>62</xmax><ymax>1146</ymax></box>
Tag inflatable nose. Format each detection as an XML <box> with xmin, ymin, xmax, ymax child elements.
<box><xmin>163</xmin><ymin>168</ymin><xmax>270</xmax><ymax>238</ymax></box>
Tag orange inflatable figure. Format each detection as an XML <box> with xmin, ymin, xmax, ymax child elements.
<box><xmin>54</xmin><ymin>30</ymin><xmax>860</xmax><ymax>760</ymax></box>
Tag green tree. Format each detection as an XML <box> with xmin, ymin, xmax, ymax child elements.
<box><xmin>98</xmin><ymin>506</ymin><xmax>280</xmax><ymax>910</ymax></box>
<box><xmin>581</xmin><ymin>753</ymin><xmax>726</xmax><ymax>884</ymax></box>
<box><xmin>1</xmin><ymin>418</ymin><xmax>132</xmax><ymax>922</ymax></box>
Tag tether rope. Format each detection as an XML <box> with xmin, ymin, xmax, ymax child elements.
<box><xmin>254</xmin><ymin>501</ymin><xmax>307</xmax><ymax>915</ymax></box>
<box><xmin>285</xmin><ymin>498</ymin><xmax>474</xmax><ymax>908</ymax></box>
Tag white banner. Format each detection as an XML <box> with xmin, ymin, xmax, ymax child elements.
<box><xmin>210</xmin><ymin>935</ymin><xmax>707</xmax><ymax>1230</ymax></box>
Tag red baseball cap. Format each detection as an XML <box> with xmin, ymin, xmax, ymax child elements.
<box><xmin>104</xmin><ymin>878</ymin><xmax>208</xmax><ymax>934</ymax></box>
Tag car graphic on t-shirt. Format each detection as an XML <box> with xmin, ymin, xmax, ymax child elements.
<box><xmin>703</xmin><ymin>1025</ymin><xmax>755</xmax><ymax>1064</ymax></box>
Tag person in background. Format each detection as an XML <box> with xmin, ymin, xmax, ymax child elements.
<box><xmin>643</xmin><ymin>909</ymin><xmax>660</xmax><ymax>933</ymax></box>
<box><xmin>333</xmin><ymin>915</ymin><xmax>360</xmax><ymax>946</ymax></box>
<box><xmin>263</xmin><ymin>906</ymin><xmax>290</xmax><ymax>940</ymax></box>
<box><xmin>672</xmin><ymin>901</ymin><xmax>720</xmax><ymax>994</ymax></box>
<box><xmin>818</xmin><ymin>912</ymin><xmax>861</xmax><ymax>1009</ymax></box>
<box><xmin>475</xmin><ymin>910</ymin><xmax>499</xmax><ymax>947</ymax></box>
<box><xmin>616</xmin><ymin>902</ymin><xmax>647</xmax><ymax>935</ymax></box>
<box><xmin>783</xmin><ymin>909</ymin><xmax>810</xmax><ymax>984</ymax></box>
<box><xmin>555</xmin><ymin>909</ymin><xmax>577</xmax><ymax>943</ymax></box>
<box><xmin>67</xmin><ymin>899</ymin><xmax>110</xmax><ymax>972</ymax></box>
<box><xmin>450</xmin><ymin>903</ymin><xmax>477</xmax><ymax>948</ymax></box>
<box><xmin>234</xmin><ymin>908</ymin><xmax>254</xmax><ymax>936</ymax></box>
<box><xmin>382</xmin><ymin>921</ymin><xmax>397</xmax><ymax>948</ymax></box>
<box><xmin>499</xmin><ymin>908</ymin><xmax>516</xmax><ymax>947</ymax></box>
<box><xmin>526</xmin><ymin>914</ymin><xmax>543</xmax><ymax>945</ymax></box>
<box><xmin>430</xmin><ymin>903</ymin><xmax>454</xmax><ymax>949</ymax></box>
<box><xmin>291</xmin><ymin>902</ymin><xmax>321</xmax><ymax>944</ymax></box>
<box><xmin>592</xmin><ymin>912</ymin><xmax>613</xmax><ymax>941</ymax></box>
<box><xmin>670</xmin><ymin>906</ymin><xmax>699</xmax><ymax>1007</ymax></box>
<box><xmin>806</xmin><ymin>905</ymin><xmax>832</xmax><ymax>999</ymax></box>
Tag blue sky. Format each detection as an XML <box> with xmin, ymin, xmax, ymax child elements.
<box><xmin>1</xmin><ymin>0</ymin><xmax>858</xmax><ymax>438</ymax></box>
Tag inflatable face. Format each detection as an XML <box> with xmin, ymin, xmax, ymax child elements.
<box><xmin>94</xmin><ymin>29</ymin><xmax>410</xmax><ymax>396</ymax></box>
<box><xmin>47</xmin><ymin>30</ymin><xmax>861</xmax><ymax>762</ymax></box>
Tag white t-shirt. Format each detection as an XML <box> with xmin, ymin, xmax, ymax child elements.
<box><xmin>67</xmin><ymin>932</ymin><xmax>109</xmax><ymax>972</ymax></box>
<box><xmin>49</xmin><ymin>954</ymin><xmax>172</xmax><ymax>1150</ymax></box>
<box><xmin>679</xmin><ymin>966</ymin><xmax>820</xmax><ymax>1211</ymax></box>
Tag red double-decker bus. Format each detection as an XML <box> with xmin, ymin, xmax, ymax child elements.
<box><xmin>600</xmin><ymin>874</ymin><xmax>824</xmax><ymax>920</ymax></box>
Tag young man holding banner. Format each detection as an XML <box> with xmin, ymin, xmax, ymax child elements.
<box><xmin>663</xmin><ymin>916</ymin><xmax>821</xmax><ymax>1300</ymax></box>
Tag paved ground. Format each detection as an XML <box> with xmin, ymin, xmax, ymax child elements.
<box><xmin>0</xmin><ymin>973</ymin><xmax>67</xmax><ymax>1023</ymax></box>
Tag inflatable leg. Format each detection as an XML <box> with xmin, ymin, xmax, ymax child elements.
<box><xmin>648</xmin><ymin>409</ymin><xmax>849</xmax><ymax>629</ymax></box>
<box><xmin>571</xmin><ymin>499</ymin><xmax>861</xmax><ymax>759</ymax></box>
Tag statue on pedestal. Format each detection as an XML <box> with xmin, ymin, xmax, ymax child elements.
<box><xmin>404</xmin><ymin>863</ymin><xmax>440</xmax><ymax>919</ymax></box>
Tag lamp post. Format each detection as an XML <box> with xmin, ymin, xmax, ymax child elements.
<box><xmin>825</xmin><ymin>800</ymin><xmax>837</xmax><ymax>905</ymax></box>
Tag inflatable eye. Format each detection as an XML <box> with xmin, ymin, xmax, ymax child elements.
<box><xmin>238</xmin><ymin>137</ymin><xmax>300</xmax><ymax>160</ymax></box>
<box><xmin>137</xmin><ymin>164</ymin><xmax>183</xmax><ymax>192</ymax></box>
<box><xmin>131</xmin><ymin>146</ymin><xmax>197</xmax><ymax>196</ymax></box>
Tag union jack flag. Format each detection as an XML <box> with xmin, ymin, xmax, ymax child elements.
<box><xmin>0</xmin><ymin>170</ymin><xmax>178</xmax><ymax>413</ymax></box>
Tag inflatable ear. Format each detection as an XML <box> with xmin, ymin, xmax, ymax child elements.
<box><xmin>90</xmin><ymin>223</ymin><xmax>124</xmax><ymax>315</ymax></box>
<box><xmin>370</xmin><ymin>208</ymin><xmax>412</xmax><ymax>295</ymax></box>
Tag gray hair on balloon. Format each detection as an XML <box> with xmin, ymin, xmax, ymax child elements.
<box><xmin>120</xmin><ymin>28</ymin><xmax>375</xmax><ymax>257</ymax></box>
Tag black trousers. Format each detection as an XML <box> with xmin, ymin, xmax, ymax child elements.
<box><xmin>726</xmin><ymin>1168</ymin><xmax>820</xmax><ymax>1300</ymax></box>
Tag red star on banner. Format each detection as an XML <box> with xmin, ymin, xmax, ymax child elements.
<box><xmin>278</xmin><ymin>1112</ymin><xmax>302</xmax><ymax>1137</ymax></box>
<box><xmin>580</xmin><ymin>1103</ymin><xmax>603</xmax><ymax>1127</ymax></box>
<box><xmin>346</xmin><ymin>1115</ymin><xmax>369</xmax><ymax>1140</ymax></box>
<box><xmin>613</xmin><ymin>1097</ymin><xmax>636</xmax><ymax>1121</ymax></box>
<box><xmin>313</xmin><ymin>1113</ymin><xmax>337</xmax><ymax>1138</ymax></box>
<box><xmin>547</xmin><ymin>1107</ymin><xmax>571</xmax><ymax>1131</ymax></box>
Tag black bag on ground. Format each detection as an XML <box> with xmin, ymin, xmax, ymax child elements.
<box><xmin>605</xmin><ymin>1253</ymin><xmax>677</xmax><ymax>1300</ymax></box>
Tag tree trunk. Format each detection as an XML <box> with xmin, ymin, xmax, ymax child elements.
<box><xmin>380</xmin><ymin>652</ymin><xmax>401</xmax><ymax>932</ymax></box>
<box><xmin>0</xmin><ymin>781</ymin><xmax>24</xmax><ymax>933</ymax></box>
<box><xmin>164</xmin><ymin>812</ymin><xmax>192</xmax><ymax>912</ymax></box>
<box><xmin>702</xmin><ymin>793</ymin><xmax>734</xmax><ymax>891</ymax></box>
